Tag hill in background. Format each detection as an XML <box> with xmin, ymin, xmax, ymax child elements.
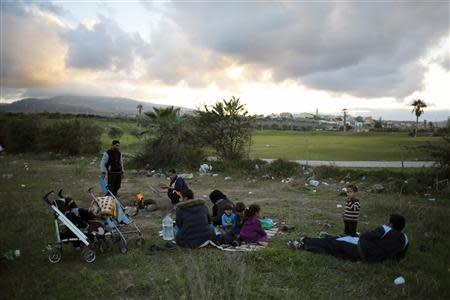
<box><xmin>0</xmin><ymin>96</ymin><xmax>192</xmax><ymax>116</ymax></box>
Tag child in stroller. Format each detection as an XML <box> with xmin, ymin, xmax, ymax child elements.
<box><xmin>44</xmin><ymin>190</ymin><xmax>109</xmax><ymax>263</ymax></box>
<box><xmin>57</xmin><ymin>190</ymin><xmax>106</xmax><ymax>238</ymax></box>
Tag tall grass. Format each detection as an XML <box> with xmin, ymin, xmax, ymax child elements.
<box><xmin>0</xmin><ymin>155</ymin><xmax>449</xmax><ymax>299</ymax></box>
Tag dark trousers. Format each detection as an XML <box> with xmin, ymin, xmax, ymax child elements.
<box><xmin>168</xmin><ymin>189</ymin><xmax>180</xmax><ymax>205</ymax></box>
<box><xmin>303</xmin><ymin>236</ymin><xmax>361</xmax><ymax>261</ymax></box>
<box><xmin>344</xmin><ymin>220</ymin><xmax>358</xmax><ymax>235</ymax></box>
<box><xmin>108</xmin><ymin>172</ymin><xmax>122</xmax><ymax>196</ymax></box>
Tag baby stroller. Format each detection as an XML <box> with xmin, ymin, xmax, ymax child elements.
<box><xmin>43</xmin><ymin>190</ymin><xmax>109</xmax><ymax>263</ymax></box>
<box><xmin>88</xmin><ymin>182</ymin><xmax>144</xmax><ymax>253</ymax></box>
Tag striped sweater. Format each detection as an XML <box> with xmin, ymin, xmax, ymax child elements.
<box><xmin>343</xmin><ymin>198</ymin><xmax>360</xmax><ymax>221</ymax></box>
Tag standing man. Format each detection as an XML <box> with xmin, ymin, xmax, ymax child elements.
<box><xmin>100</xmin><ymin>140</ymin><xmax>124</xmax><ymax>196</ymax></box>
<box><xmin>160</xmin><ymin>169</ymin><xmax>188</xmax><ymax>205</ymax></box>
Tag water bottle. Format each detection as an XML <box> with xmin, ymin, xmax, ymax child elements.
<box><xmin>162</xmin><ymin>215</ymin><xmax>174</xmax><ymax>241</ymax></box>
<box><xmin>3</xmin><ymin>249</ymin><xmax>20</xmax><ymax>261</ymax></box>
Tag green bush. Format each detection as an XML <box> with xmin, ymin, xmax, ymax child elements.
<box><xmin>0</xmin><ymin>115</ymin><xmax>102</xmax><ymax>155</ymax></box>
<box><xmin>135</xmin><ymin>107</ymin><xmax>206</xmax><ymax>169</ymax></box>
<box><xmin>40</xmin><ymin>119</ymin><xmax>102</xmax><ymax>155</ymax></box>
<box><xmin>266</xmin><ymin>159</ymin><xmax>301</xmax><ymax>177</ymax></box>
<box><xmin>213</xmin><ymin>159</ymin><xmax>268</xmax><ymax>175</ymax></box>
<box><xmin>0</xmin><ymin>115</ymin><xmax>42</xmax><ymax>153</ymax></box>
<box><xmin>108</xmin><ymin>126</ymin><xmax>124</xmax><ymax>139</ymax></box>
<box><xmin>213</xmin><ymin>158</ymin><xmax>300</xmax><ymax>178</ymax></box>
<box><xmin>130</xmin><ymin>127</ymin><xmax>142</xmax><ymax>139</ymax></box>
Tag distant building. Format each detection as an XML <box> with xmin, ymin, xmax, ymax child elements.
<box><xmin>298</xmin><ymin>113</ymin><xmax>315</xmax><ymax>119</ymax></box>
<box><xmin>280</xmin><ymin>112</ymin><xmax>293</xmax><ymax>119</ymax></box>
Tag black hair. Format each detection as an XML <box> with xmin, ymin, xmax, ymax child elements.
<box><xmin>244</xmin><ymin>203</ymin><xmax>260</xmax><ymax>220</ymax></box>
<box><xmin>209</xmin><ymin>190</ymin><xmax>227</xmax><ymax>204</ymax></box>
<box><xmin>168</xmin><ymin>169</ymin><xmax>176</xmax><ymax>174</ymax></box>
<box><xmin>390</xmin><ymin>214</ymin><xmax>406</xmax><ymax>231</ymax></box>
<box><xmin>235</xmin><ymin>202</ymin><xmax>246</xmax><ymax>213</ymax></box>
<box><xmin>112</xmin><ymin>140</ymin><xmax>120</xmax><ymax>145</ymax></box>
<box><xmin>180</xmin><ymin>189</ymin><xmax>194</xmax><ymax>200</ymax></box>
<box><xmin>347</xmin><ymin>184</ymin><xmax>358</xmax><ymax>192</ymax></box>
<box><xmin>223</xmin><ymin>203</ymin><xmax>233</xmax><ymax>211</ymax></box>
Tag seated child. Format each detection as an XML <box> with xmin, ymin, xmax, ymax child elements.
<box><xmin>234</xmin><ymin>202</ymin><xmax>246</xmax><ymax>235</ymax></box>
<box><xmin>221</xmin><ymin>203</ymin><xmax>237</xmax><ymax>231</ymax></box>
<box><xmin>239</xmin><ymin>204</ymin><xmax>268</xmax><ymax>245</ymax></box>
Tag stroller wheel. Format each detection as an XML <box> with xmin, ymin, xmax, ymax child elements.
<box><xmin>119</xmin><ymin>241</ymin><xmax>128</xmax><ymax>254</ymax></box>
<box><xmin>48</xmin><ymin>247</ymin><xmax>62</xmax><ymax>264</ymax></box>
<box><xmin>82</xmin><ymin>247</ymin><xmax>96</xmax><ymax>263</ymax></box>
<box><xmin>136</xmin><ymin>237</ymin><xmax>145</xmax><ymax>248</ymax></box>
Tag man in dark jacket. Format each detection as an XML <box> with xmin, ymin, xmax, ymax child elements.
<box><xmin>288</xmin><ymin>214</ymin><xmax>409</xmax><ymax>262</ymax></box>
<box><xmin>209</xmin><ymin>190</ymin><xmax>235</xmax><ymax>226</ymax></box>
<box><xmin>175</xmin><ymin>189</ymin><xmax>214</xmax><ymax>248</ymax></box>
<box><xmin>100</xmin><ymin>140</ymin><xmax>124</xmax><ymax>196</ymax></box>
<box><xmin>160</xmin><ymin>169</ymin><xmax>188</xmax><ymax>205</ymax></box>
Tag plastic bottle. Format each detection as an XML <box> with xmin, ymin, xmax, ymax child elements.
<box><xmin>162</xmin><ymin>215</ymin><xmax>174</xmax><ymax>241</ymax></box>
<box><xmin>3</xmin><ymin>249</ymin><xmax>20</xmax><ymax>261</ymax></box>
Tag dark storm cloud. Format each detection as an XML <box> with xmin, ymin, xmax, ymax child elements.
<box><xmin>62</xmin><ymin>16</ymin><xmax>150</xmax><ymax>71</ymax></box>
<box><xmin>166</xmin><ymin>1</ymin><xmax>449</xmax><ymax>98</ymax></box>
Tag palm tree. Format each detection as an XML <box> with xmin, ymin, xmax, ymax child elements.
<box><xmin>411</xmin><ymin>99</ymin><xmax>427</xmax><ymax>137</ymax></box>
<box><xmin>342</xmin><ymin>108</ymin><xmax>348</xmax><ymax>132</ymax></box>
<box><xmin>136</xmin><ymin>104</ymin><xmax>143</xmax><ymax>127</ymax></box>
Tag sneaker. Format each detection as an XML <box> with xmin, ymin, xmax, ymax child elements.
<box><xmin>287</xmin><ymin>240</ymin><xmax>304</xmax><ymax>249</ymax></box>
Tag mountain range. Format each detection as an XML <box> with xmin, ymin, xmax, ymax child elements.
<box><xmin>0</xmin><ymin>96</ymin><xmax>192</xmax><ymax>116</ymax></box>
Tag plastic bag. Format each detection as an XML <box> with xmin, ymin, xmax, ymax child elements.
<box><xmin>260</xmin><ymin>218</ymin><xmax>274</xmax><ymax>230</ymax></box>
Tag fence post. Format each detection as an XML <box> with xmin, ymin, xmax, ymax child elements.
<box><xmin>400</xmin><ymin>145</ymin><xmax>405</xmax><ymax>170</ymax></box>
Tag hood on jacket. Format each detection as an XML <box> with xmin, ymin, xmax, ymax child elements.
<box><xmin>209</xmin><ymin>190</ymin><xmax>227</xmax><ymax>204</ymax></box>
<box><xmin>176</xmin><ymin>199</ymin><xmax>206</xmax><ymax>209</ymax></box>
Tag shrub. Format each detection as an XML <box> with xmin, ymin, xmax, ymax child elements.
<box><xmin>134</xmin><ymin>107</ymin><xmax>206</xmax><ymax>169</ymax></box>
<box><xmin>0</xmin><ymin>115</ymin><xmax>42</xmax><ymax>153</ymax></box>
<box><xmin>40</xmin><ymin>119</ymin><xmax>102</xmax><ymax>155</ymax></box>
<box><xmin>108</xmin><ymin>126</ymin><xmax>124</xmax><ymax>139</ymax></box>
<box><xmin>266</xmin><ymin>159</ymin><xmax>301</xmax><ymax>177</ymax></box>
<box><xmin>130</xmin><ymin>127</ymin><xmax>142</xmax><ymax>139</ymax></box>
<box><xmin>0</xmin><ymin>115</ymin><xmax>102</xmax><ymax>155</ymax></box>
<box><xmin>213</xmin><ymin>159</ymin><xmax>269</xmax><ymax>175</ymax></box>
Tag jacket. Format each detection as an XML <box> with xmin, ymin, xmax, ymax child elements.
<box><xmin>168</xmin><ymin>176</ymin><xmax>187</xmax><ymax>203</ymax></box>
<box><xmin>100</xmin><ymin>149</ymin><xmax>123</xmax><ymax>173</ymax></box>
<box><xmin>358</xmin><ymin>225</ymin><xmax>409</xmax><ymax>262</ymax></box>
<box><xmin>239</xmin><ymin>216</ymin><xmax>268</xmax><ymax>243</ymax></box>
<box><xmin>211</xmin><ymin>198</ymin><xmax>235</xmax><ymax>226</ymax></box>
<box><xmin>175</xmin><ymin>199</ymin><xmax>214</xmax><ymax>248</ymax></box>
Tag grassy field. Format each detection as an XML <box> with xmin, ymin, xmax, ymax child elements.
<box><xmin>2</xmin><ymin>114</ymin><xmax>442</xmax><ymax>161</ymax></box>
<box><xmin>93</xmin><ymin>117</ymin><xmax>441</xmax><ymax>161</ymax></box>
<box><xmin>251</xmin><ymin>130</ymin><xmax>441</xmax><ymax>161</ymax></box>
<box><xmin>1</xmin><ymin>155</ymin><xmax>449</xmax><ymax>299</ymax></box>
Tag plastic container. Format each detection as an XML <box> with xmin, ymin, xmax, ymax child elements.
<box><xmin>162</xmin><ymin>215</ymin><xmax>174</xmax><ymax>241</ymax></box>
<box><xmin>309</xmin><ymin>179</ymin><xmax>320</xmax><ymax>187</ymax></box>
<box><xmin>394</xmin><ymin>276</ymin><xmax>405</xmax><ymax>285</ymax></box>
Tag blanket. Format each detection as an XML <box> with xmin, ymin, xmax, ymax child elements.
<box><xmin>199</xmin><ymin>227</ymin><xmax>279</xmax><ymax>252</ymax></box>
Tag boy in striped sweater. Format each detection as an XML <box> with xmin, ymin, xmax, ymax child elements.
<box><xmin>343</xmin><ymin>184</ymin><xmax>360</xmax><ymax>235</ymax></box>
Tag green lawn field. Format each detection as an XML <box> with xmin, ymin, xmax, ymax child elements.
<box><xmin>251</xmin><ymin>130</ymin><xmax>441</xmax><ymax>161</ymax></box>
<box><xmin>0</xmin><ymin>155</ymin><xmax>449</xmax><ymax>299</ymax></box>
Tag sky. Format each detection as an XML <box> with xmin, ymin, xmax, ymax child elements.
<box><xmin>1</xmin><ymin>0</ymin><xmax>449</xmax><ymax>121</ymax></box>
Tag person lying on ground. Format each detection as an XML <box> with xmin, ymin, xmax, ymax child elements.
<box><xmin>288</xmin><ymin>214</ymin><xmax>409</xmax><ymax>262</ymax></box>
<box><xmin>175</xmin><ymin>189</ymin><xmax>215</xmax><ymax>248</ymax></box>
<box><xmin>209</xmin><ymin>190</ymin><xmax>234</xmax><ymax>226</ymax></box>
<box><xmin>239</xmin><ymin>204</ymin><xmax>269</xmax><ymax>246</ymax></box>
